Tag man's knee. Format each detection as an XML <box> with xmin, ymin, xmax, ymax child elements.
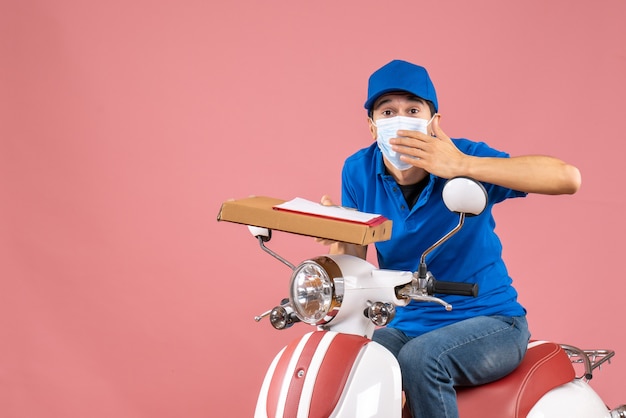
<box><xmin>372</xmin><ymin>327</ymin><xmax>407</xmax><ymax>358</ymax></box>
<box><xmin>398</xmin><ymin>338</ymin><xmax>438</xmax><ymax>370</ymax></box>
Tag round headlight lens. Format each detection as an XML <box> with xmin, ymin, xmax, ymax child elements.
<box><xmin>289</xmin><ymin>260</ymin><xmax>336</xmax><ymax>325</ymax></box>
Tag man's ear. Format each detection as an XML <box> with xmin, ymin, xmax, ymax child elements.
<box><xmin>368</xmin><ymin>117</ymin><xmax>377</xmax><ymax>140</ymax></box>
<box><xmin>429</xmin><ymin>113</ymin><xmax>441</xmax><ymax>136</ymax></box>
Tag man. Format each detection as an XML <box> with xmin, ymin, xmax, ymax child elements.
<box><xmin>320</xmin><ymin>59</ymin><xmax>581</xmax><ymax>417</ymax></box>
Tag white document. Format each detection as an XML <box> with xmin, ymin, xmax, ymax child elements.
<box><xmin>274</xmin><ymin>197</ymin><xmax>384</xmax><ymax>225</ymax></box>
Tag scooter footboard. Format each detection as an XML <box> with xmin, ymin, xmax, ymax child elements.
<box><xmin>255</xmin><ymin>331</ymin><xmax>403</xmax><ymax>418</ymax></box>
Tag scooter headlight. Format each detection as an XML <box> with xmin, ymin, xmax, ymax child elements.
<box><xmin>289</xmin><ymin>256</ymin><xmax>343</xmax><ymax>325</ymax></box>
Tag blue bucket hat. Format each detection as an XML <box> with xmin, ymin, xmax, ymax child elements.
<box><xmin>364</xmin><ymin>60</ymin><xmax>438</xmax><ymax>112</ymax></box>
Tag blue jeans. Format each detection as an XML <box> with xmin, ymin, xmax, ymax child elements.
<box><xmin>372</xmin><ymin>315</ymin><xmax>530</xmax><ymax>418</ymax></box>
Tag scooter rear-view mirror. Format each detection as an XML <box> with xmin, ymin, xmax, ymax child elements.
<box><xmin>442</xmin><ymin>176</ymin><xmax>488</xmax><ymax>216</ymax></box>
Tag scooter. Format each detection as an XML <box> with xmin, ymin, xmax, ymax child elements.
<box><xmin>233</xmin><ymin>177</ymin><xmax>626</xmax><ymax>417</ymax></box>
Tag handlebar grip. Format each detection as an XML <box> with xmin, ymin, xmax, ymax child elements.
<box><xmin>428</xmin><ymin>279</ymin><xmax>478</xmax><ymax>297</ymax></box>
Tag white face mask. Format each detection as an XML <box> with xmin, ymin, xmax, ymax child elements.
<box><xmin>371</xmin><ymin>115</ymin><xmax>436</xmax><ymax>171</ymax></box>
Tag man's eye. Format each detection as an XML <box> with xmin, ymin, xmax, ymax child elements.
<box><xmin>410</xmin><ymin>108</ymin><xmax>420</xmax><ymax>114</ymax></box>
<box><xmin>382</xmin><ymin>110</ymin><xmax>392</xmax><ymax>116</ymax></box>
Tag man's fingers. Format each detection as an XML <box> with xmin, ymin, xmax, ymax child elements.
<box><xmin>314</xmin><ymin>236</ymin><xmax>338</xmax><ymax>246</ymax></box>
<box><xmin>320</xmin><ymin>194</ymin><xmax>335</xmax><ymax>206</ymax></box>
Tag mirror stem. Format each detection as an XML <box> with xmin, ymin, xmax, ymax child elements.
<box><xmin>257</xmin><ymin>236</ymin><xmax>296</xmax><ymax>270</ymax></box>
<box><xmin>417</xmin><ymin>213</ymin><xmax>466</xmax><ymax>278</ymax></box>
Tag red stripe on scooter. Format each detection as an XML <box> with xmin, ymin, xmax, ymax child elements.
<box><xmin>282</xmin><ymin>331</ymin><xmax>327</xmax><ymax>417</ymax></box>
<box><xmin>265</xmin><ymin>335</ymin><xmax>303</xmax><ymax>418</ymax></box>
<box><xmin>309</xmin><ymin>333</ymin><xmax>370</xmax><ymax>417</ymax></box>
<box><xmin>265</xmin><ymin>332</ymin><xmax>325</xmax><ymax>418</ymax></box>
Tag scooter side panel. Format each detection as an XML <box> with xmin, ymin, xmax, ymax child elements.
<box><xmin>527</xmin><ymin>379</ymin><xmax>611</xmax><ymax>418</ymax></box>
<box><xmin>329</xmin><ymin>341</ymin><xmax>403</xmax><ymax>418</ymax></box>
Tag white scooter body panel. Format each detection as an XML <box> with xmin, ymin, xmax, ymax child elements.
<box><xmin>528</xmin><ymin>379</ymin><xmax>611</xmax><ymax>418</ymax></box>
<box><xmin>255</xmin><ymin>331</ymin><xmax>402</xmax><ymax>418</ymax></box>
<box><xmin>328</xmin><ymin>342</ymin><xmax>402</xmax><ymax>417</ymax></box>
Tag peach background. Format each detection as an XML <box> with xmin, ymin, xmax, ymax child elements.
<box><xmin>1</xmin><ymin>0</ymin><xmax>625</xmax><ymax>417</ymax></box>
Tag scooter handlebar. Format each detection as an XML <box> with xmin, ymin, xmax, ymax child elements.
<box><xmin>428</xmin><ymin>279</ymin><xmax>478</xmax><ymax>297</ymax></box>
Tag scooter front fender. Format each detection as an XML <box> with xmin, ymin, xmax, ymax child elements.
<box><xmin>255</xmin><ymin>330</ymin><xmax>403</xmax><ymax>418</ymax></box>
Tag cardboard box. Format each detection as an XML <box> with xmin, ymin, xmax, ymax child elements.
<box><xmin>217</xmin><ymin>196</ymin><xmax>392</xmax><ymax>245</ymax></box>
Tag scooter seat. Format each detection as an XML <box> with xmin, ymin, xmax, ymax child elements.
<box><xmin>455</xmin><ymin>340</ymin><xmax>576</xmax><ymax>418</ymax></box>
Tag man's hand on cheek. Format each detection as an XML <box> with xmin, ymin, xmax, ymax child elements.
<box><xmin>393</xmin><ymin>115</ymin><xmax>470</xmax><ymax>178</ymax></box>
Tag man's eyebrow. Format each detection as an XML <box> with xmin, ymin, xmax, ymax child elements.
<box><xmin>405</xmin><ymin>95</ymin><xmax>426</xmax><ymax>105</ymax></box>
<box><xmin>374</xmin><ymin>94</ymin><xmax>426</xmax><ymax>110</ymax></box>
<box><xmin>374</xmin><ymin>98</ymin><xmax>393</xmax><ymax>108</ymax></box>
